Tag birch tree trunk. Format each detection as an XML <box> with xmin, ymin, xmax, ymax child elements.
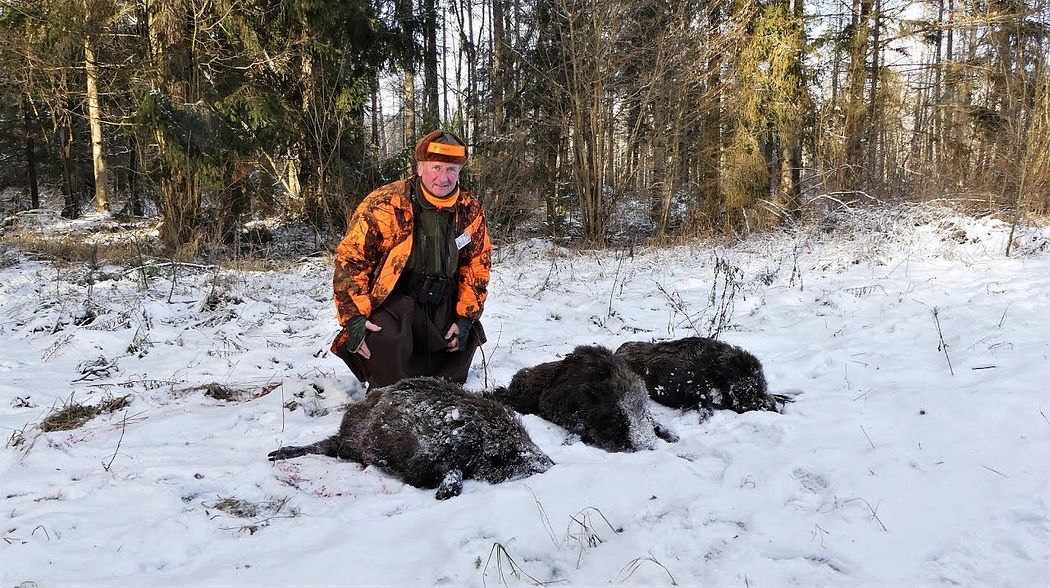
<box><xmin>84</xmin><ymin>34</ymin><xmax>111</xmax><ymax>213</ymax></box>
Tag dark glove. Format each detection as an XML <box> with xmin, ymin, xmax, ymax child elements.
<box><xmin>343</xmin><ymin>315</ymin><xmax>368</xmax><ymax>353</ymax></box>
<box><xmin>452</xmin><ymin>317</ymin><xmax>472</xmax><ymax>350</ymax></box>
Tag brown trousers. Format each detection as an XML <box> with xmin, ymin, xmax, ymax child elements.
<box><xmin>332</xmin><ymin>292</ymin><xmax>485</xmax><ymax>389</ymax></box>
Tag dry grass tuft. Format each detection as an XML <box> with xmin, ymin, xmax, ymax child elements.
<box><xmin>206</xmin><ymin>496</ymin><xmax>299</xmax><ymax>535</ymax></box>
<box><xmin>2</xmin><ymin>226</ymin><xmax>325</xmax><ymax>270</ymax></box>
<box><xmin>39</xmin><ymin>394</ymin><xmax>133</xmax><ymax>432</ymax></box>
<box><xmin>7</xmin><ymin>427</ymin><xmax>28</xmax><ymax>448</ymax></box>
<box><xmin>98</xmin><ymin>395</ymin><xmax>133</xmax><ymax>413</ymax></box>
<box><xmin>40</xmin><ymin>403</ymin><xmax>101</xmax><ymax>432</ymax></box>
<box><xmin>201</xmin><ymin>383</ymin><xmax>251</xmax><ymax>402</ymax></box>
<box><xmin>210</xmin><ymin>497</ymin><xmax>261</xmax><ymax>518</ymax></box>
<box><xmin>0</xmin><ymin>234</ymin><xmax>154</xmax><ymax>265</ymax></box>
<box><xmin>194</xmin><ymin>382</ymin><xmax>280</xmax><ymax>403</ymax></box>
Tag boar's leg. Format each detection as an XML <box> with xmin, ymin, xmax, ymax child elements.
<box><xmin>654</xmin><ymin>423</ymin><xmax>679</xmax><ymax>443</ymax></box>
<box><xmin>267</xmin><ymin>436</ymin><xmax>341</xmax><ymax>461</ymax></box>
<box><xmin>435</xmin><ymin>469</ymin><xmax>464</xmax><ymax>500</ymax></box>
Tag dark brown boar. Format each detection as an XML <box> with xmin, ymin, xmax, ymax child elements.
<box><xmin>491</xmin><ymin>345</ymin><xmax>678</xmax><ymax>452</ymax></box>
<box><xmin>615</xmin><ymin>337</ymin><xmax>788</xmax><ymax>416</ymax></box>
<box><xmin>268</xmin><ymin>377</ymin><xmax>553</xmax><ymax>500</ymax></box>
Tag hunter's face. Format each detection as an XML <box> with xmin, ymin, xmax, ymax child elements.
<box><xmin>417</xmin><ymin>161</ymin><xmax>462</xmax><ymax>198</ymax></box>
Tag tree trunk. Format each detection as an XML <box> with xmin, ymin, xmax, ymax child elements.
<box><xmin>404</xmin><ymin>68</ymin><xmax>417</xmax><ymax>148</ymax></box>
<box><xmin>221</xmin><ymin>164</ymin><xmax>251</xmax><ymax>244</ymax></box>
<box><xmin>696</xmin><ymin>2</ymin><xmax>723</xmax><ymax>231</ymax></box>
<box><xmin>466</xmin><ymin>0</ymin><xmax>478</xmax><ymax>139</ymax></box>
<box><xmin>59</xmin><ymin>109</ymin><xmax>78</xmax><ymax>218</ymax></box>
<box><xmin>842</xmin><ymin>0</ymin><xmax>871</xmax><ymax>193</ymax></box>
<box><xmin>442</xmin><ymin>7</ymin><xmax>449</xmax><ymax>123</ymax></box>
<box><xmin>399</xmin><ymin>0</ymin><xmax>416</xmax><ymax>148</ymax></box>
<box><xmin>491</xmin><ymin>0</ymin><xmax>506</xmax><ymax>133</ymax></box>
<box><xmin>150</xmin><ymin>0</ymin><xmax>201</xmax><ymax>250</ymax></box>
<box><xmin>777</xmin><ymin>0</ymin><xmax>805</xmax><ymax>218</ymax></box>
<box><xmin>371</xmin><ymin>74</ymin><xmax>380</xmax><ymax>148</ymax></box>
<box><xmin>22</xmin><ymin>96</ymin><xmax>39</xmax><ymax>210</ymax></box>
<box><xmin>85</xmin><ymin>34</ymin><xmax>111</xmax><ymax>213</ymax></box>
<box><xmin>651</xmin><ymin>106</ymin><xmax>667</xmax><ymax>227</ymax></box>
<box><xmin>129</xmin><ymin>135</ymin><xmax>143</xmax><ymax>216</ymax></box>
<box><xmin>868</xmin><ymin>0</ymin><xmax>882</xmax><ymax>183</ymax></box>
<box><xmin>422</xmin><ymin>0</ymin><xmax>440</xmax><ymax>129</ymax></box>
<box><xmin>931</xmin><ymin>0</ymin><xmax>944</xmax><ymax>175</ymax></box>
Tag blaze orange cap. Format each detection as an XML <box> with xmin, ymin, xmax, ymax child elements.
<box><xmin>415</xmin><ymin>130</ymin><xmax>468</xmax><ymax>166</ymax></box>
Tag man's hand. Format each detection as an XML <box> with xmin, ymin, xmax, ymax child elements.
<box><xmin>443</xmin><ymin>322</ymin><xmax>460</xmax><ymax>351</ymax></box>
<box><xmin>345</xmin><ymin>316</ymin><xmax>382</xmax><ymax>358</ymax></box>
<box><xmin>444</xmin><ymin>318</ymin><xmax>472</xmax><ymax>352</ymax></box>
<box><xmin>354</xmin><ymin>320</ymin><xmax>382</xmax><ymax>358</ymax></box>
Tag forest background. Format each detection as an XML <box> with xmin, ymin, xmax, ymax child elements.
<box><xmin>0</xmin><ymin>0</ymin><xmax>1047</xmax><ymax>254</ymax></box>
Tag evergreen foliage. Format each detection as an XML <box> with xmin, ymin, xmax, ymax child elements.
<box><xmin>0</xmin><ymin>0</ymin><xmax>1046</xmax><ymax>249</ymax></box>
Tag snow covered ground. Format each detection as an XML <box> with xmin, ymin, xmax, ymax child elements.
<box><xmin>1</xmin><ymin>205</ymin><xmax>1048</xmax><ymax>587</ymax></box>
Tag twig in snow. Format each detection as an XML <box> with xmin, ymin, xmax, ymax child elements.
<box><xmin>567</xmin><ymin>507</ymin><xmax>621</xmax><ymax>569</ymax></box>
<box><xmin>810</xmin><ymin>523</ymin><xmax>830</xmax><ymax>547</ymax></box>
<box><xmin>617</xmin><ymin>554</ymin><xmax>677</xmax><ymax>586</ymax></box>
<box><xmin>788</xmin><ymin>240</ymin><xmax>805</xmax><ymax>291</ymax></box>
<box><xmin>998</xmin><ymin>305</ymin><xmax>1009</xmax><ymax>328</ymax></box>
<box><xmin>132</xmin><ymin>238</ymin><xmax>150</xmax><ymax>290</ymax></box>
<box><xmin>860</xmin><ymin>425</ymin><xmax>876</xmax><ymax>449</ymax></box>
<box><xmin>167</xmin><ymin>260</ymin><xmax>178</xmax><ymax>303</ymax></box>
<box><xmin>536</xmin><ymin>255</ymin><xmax>561</xmax><ymax>293</ymax></box>
<box><xmin>568</xmin><ymin>507</ymin><xmax>621</xmax><ymax>539</ymax></box>
<box><xmin>706</xmin><ymin>254</ymin><xmax>742</xmax><ymax>339</ymax></box>
<box><xmin>527</xmin><ymin>487</ymin><xmax>560</xmax><ymax>548</ymax></box>
<box><xmin>41</xmin><ymin>334</ymin><xmax>73</xmax><ymax>362</ymax></box>
<box><xmin>982</xmin><ymin>465</ymin><xmax>1009</xmax><ymax>478</ymax></box>
<box><xmin>606</xmin><ymin>246</ymin><xmax>629</xmax><ymax>322</ymax></box>
<box><xmin>931</xmin><ymin>308</ymin><xmax>954</xmax><ymax>375</ymax></box>
<box><xmin>121</xmin><ymin>260</ymin><xmax>217</xmax><ymax>278</ymax></box>
<box><xmin>72</xmin><ymin>355</ymin><xmax>120</xmax><ymax>382</ymax></box>
<box><xmin>482</xmin><ymin>542</ymin><xmax>550</xmax><ymax>588</ymax></box>
<box><xmin>843</xmin><ymin>497</ymin><xmax>888</xmax><ymax>532</ymax></box>
<box><xmin>1040</xmin><ymin>409</ymin><xmax>1049</xmax><ymax>427</ymax></box>
<box><xmin>102</xmin><ymin>410</ymin><xmax>129</xmax><ymax>472</ymax></box>
<box><xmin>217</xmin><ymin>497</ymin><xmax>299</xmax><ymax>534</ymax></box>
<box><xmin>479</xmin><ymin>343</ymin><xmax>491</xmax><ymax>390</ymax></box>
<box><xmin>653</xmin><ymin>281</ymin><xmax>702</xmax><ymax>338</ymax></box>
<box><xmin>31</xmin><ymin>525</ymin><xmax>52</xmax><ymax>541</ymax></box>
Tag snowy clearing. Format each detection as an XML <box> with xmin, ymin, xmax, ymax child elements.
<box><xmin>1</xmin><ymin>205</ymin><xmax>1049</xmax><ymax>587</ymax></box>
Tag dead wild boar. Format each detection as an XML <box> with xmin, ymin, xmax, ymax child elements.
<box><xmin>615</xmin><ymin>337</ymin><xmax>788</xmax><ymax>416</ymax></box>
<box><xmin>491</xmin><ymin>345</ymin><xmax>678</xmax><ymax>452</ymax></box>
<box><xmin>268</xmin><ymin>376</ymin><xmax>553</xmax><ymax>500</ymax></box>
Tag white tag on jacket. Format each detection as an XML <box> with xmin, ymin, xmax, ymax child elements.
<box><xmin>455</xmin><ymin>231</ymin><xmax>472</xmax><ymax>250</ymax></box>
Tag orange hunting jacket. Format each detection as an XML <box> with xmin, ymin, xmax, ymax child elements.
<box><xmin>333</xmin><ymin>177</ymin><xmax>492</xmax><ymax>327</ymax></box>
